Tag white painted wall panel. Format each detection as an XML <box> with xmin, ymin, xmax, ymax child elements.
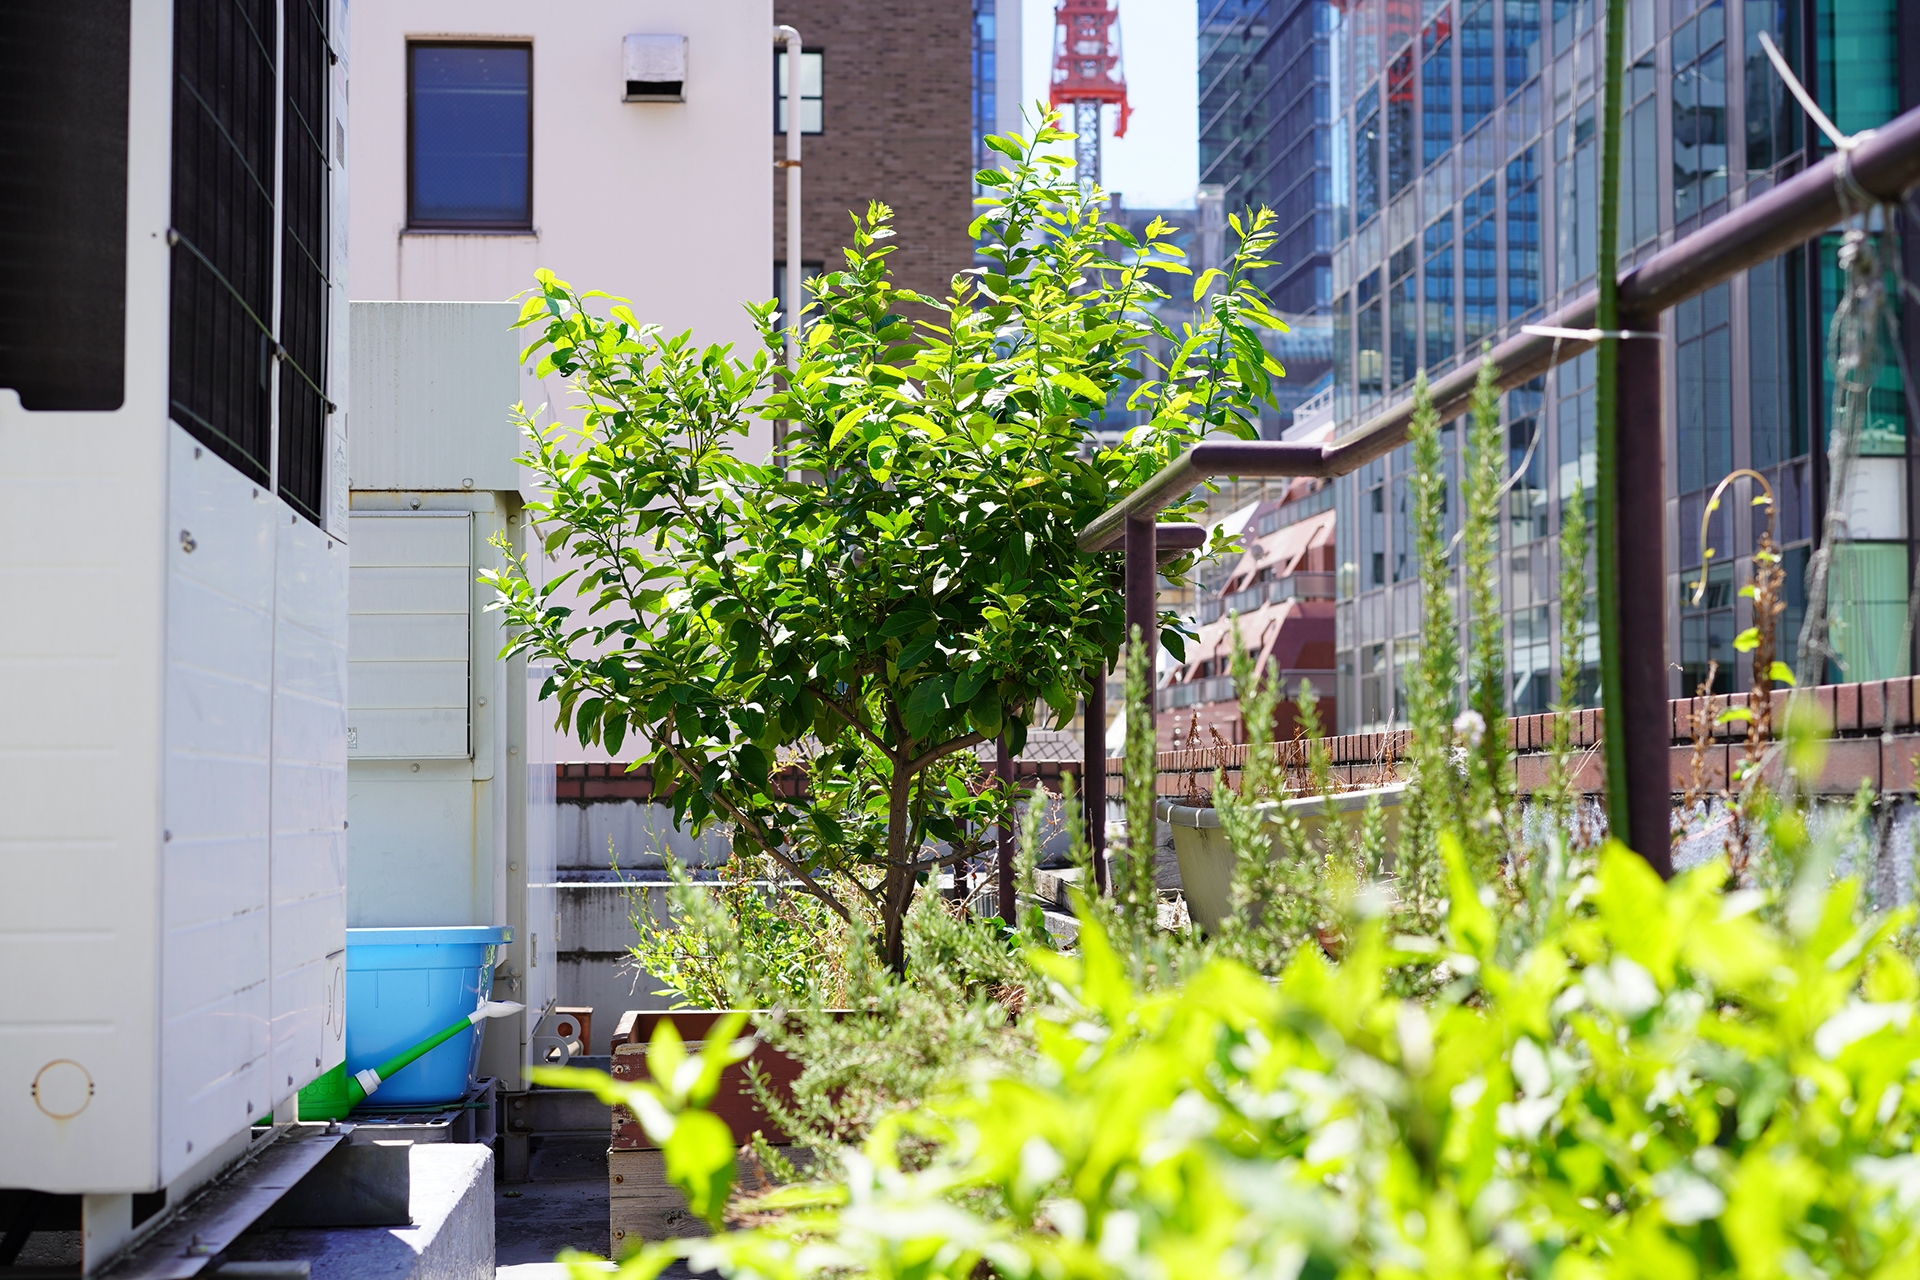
<box><xmin>348</xmin><ymin>513</ymin><xmax>472</xmax><ymax>759</ymax></box>
<box><xmin>348</xmin><ymin>302</ymin><xmax>523</xmax><ymax>492</ymax></box>
<box><xmin>346</xmin><ymin>766</ymin><xmax>483</xmax><ymax>926</ymax></box>
<box><xmin>351</xmin><ymin>510</ymin><xmax>472</xmax><ymax>565</ymax></box>
<box><xmin>1</xmin><ymin>0</ymin><xmax>349</xmax><ymax>1194</ymax></box>
<box><xmin>270</xmin><ymin>514</ymin><xmax>350</xmax><ymax>1100</ymax></box>
<box><xmin>350</xmin><ymin>613</ymin><xmax>471</xmax><ymax>662</ymax></box>
<box><xmin>161</xmin><ymin>432</ymin><xmax>278</xmax><ymax>1178</ymax></box>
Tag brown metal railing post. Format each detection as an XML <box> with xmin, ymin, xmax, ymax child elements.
<box><xmin>1084</xmin><ymin>665</ymin><xmax>1110</xmax><ymax>894</ymax></box>
<box><xmin>1616</xmin><ymin>309</ymin><xmax>1673</xmax><ymax>873</ymax></box>
<box><xmin>1124</xmin><ymin>513</ymin><xmax>1157</xmax><ymax>725</ymax></box>
<box><xmin>995</xmin><ymin>735</ymin><xmax>1015</xmax><ymax>926</ymax></box>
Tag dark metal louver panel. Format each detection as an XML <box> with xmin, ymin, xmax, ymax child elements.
<box><xmin>0</xmin><ymin>2</ymin><xmax>130</xmax><ymax>411</ymax></box>
<box><xmin>169</xmin><ymin>0</ymin><xmax>278</xmax><ymax>485</ymax></box>
<box><xmin>278</xmin><ymin>0</ymin><xmax>331</xmax><ymax>522</ymax></box>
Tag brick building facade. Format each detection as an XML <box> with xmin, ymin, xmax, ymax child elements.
<box><xmin>773</xmin><ymin>1</ymin><xmax>976</xmax><ymax>310</ymax></box>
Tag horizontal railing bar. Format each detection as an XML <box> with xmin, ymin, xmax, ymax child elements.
<box><xmin>1078</xmin><ymin>102</ymin><xmax>1920</xmax><ymax>550</ymax></box>
<box><xmin>1080</xmin><ymin>443</ymin><xmax>1333</xmax><ymax>550</ymax></box>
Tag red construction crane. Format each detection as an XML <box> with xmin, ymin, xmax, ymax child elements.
<box><xmin>1049</xmin><ymin>0</ymin><xmax>1131</xmax><ymax>188</ymax></box>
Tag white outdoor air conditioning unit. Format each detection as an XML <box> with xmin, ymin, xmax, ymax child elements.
<box><xmin>0</xmin><ymin>0</ymin><xmax>352</xmax><ymax>1251</ymax></box>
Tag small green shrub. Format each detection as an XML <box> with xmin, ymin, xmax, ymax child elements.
<box><xmin>628</xmin><ymin>850</ymin><xmax>866</xmax><ymax>1010</ymax></box>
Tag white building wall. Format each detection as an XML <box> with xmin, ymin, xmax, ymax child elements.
<box><xmin>347</xmin><ymin>2</ymin><xmax>772</xmax><ymax>371</ymax></box>
<box><xmin>349</xmin><ymin>2</ymin><xmax>774</xmax><ymax>779</ymax></box>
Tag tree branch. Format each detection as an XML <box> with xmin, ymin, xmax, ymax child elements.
<box><xmin>654</xmin><ymin>737</ymin><xmax>858</xmax><ymax>928</ymax></box>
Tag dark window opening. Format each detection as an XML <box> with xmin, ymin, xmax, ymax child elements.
<box><xmin>169</xmin><ymin>0</ymin><xmax>278</xmax><ymax>484</ymax></box>
<box><xmin>774</xmin><ymin>49</ymin><xmax>823</xmax><ymax>134</ymax></box>
<box><xmin>409</xmin><ymin>43</ymin><xmax>531</xmax><ymax>229</ymax></box>
<box><xmin>0</xmin><ymin>4</ymin><xmax>130</xmax><ymax>411</ymax></box>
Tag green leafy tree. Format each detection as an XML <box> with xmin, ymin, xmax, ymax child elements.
<box><xmin>486</xmin><ymin>113</ymin><xmax>1290</xmax><ymax>968</ymax></box>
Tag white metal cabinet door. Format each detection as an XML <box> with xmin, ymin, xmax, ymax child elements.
<box><xmin>347</xmin><ymin>513</ymin><xmax>472</xmax><ymax>759</ymax></box>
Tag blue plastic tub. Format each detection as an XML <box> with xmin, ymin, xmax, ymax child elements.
<box><xmin>344</xmin><ymin>925</ymin><xmax>512</xmax><ymax>1107</ymax></box>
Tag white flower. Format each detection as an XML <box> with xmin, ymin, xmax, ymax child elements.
<box><xmin>1453</xmin><ymin>709</ymin><xmax>1487</xmax><ymax>745</ymax></box>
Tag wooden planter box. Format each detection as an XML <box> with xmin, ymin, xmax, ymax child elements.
<box><xmin>607</xmin><ymin>1009</ymin><xmax>813</xmax><ymax>1250</ymax></box>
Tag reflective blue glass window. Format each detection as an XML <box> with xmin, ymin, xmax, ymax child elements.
<box><xmin>1424</xmin><ymin>219</ymin><xmax>1455</xmax><ymax>369</ymax></box>
<box><xmin>1503</xmin><ymin>0</ymin><xmax>1542</xmax><ymax>92</ymax></box>
<box><xmin>1463</xmin><ymin>180</ymin><xmax>1497</xmax><ymax>349</ymax></box>
<box><xmin>409</xmin><ymin>44</ymin><xmax>531</xmax><ymax>228</ymax></box>
<box><xmin>1422</xmin><ymin>15</ymin><xmax>1453</xmax><ymax>166</ymax></box>
<box><xmin>1505</xmin><ymin>146</ymin><xmax>1540</xmax><ymax>319</ymax></box>
<box><xmin>1460</xmin><ymin>2</ymin><xmax>1496</xmax><ymax>130</ymax></box>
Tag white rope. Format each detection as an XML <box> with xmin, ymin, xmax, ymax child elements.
<box><xmin>1757</xmin><ymin>31</ymin><xmax>1878</xmax><ymax>216</ymax></box>
<box><xmin>1522</xmin><ymin>325</ymin><xmax>1662</xmax><ymax>342</ymax></box>
<box><xmin>1756</xmin><ymin>32</ymin><xmax>1860</xmax><ymax>155</ymax></box>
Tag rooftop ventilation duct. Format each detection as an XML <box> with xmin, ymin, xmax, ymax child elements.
<box><xmin>623</xmin><ymin>34</ymin><xmax>686</xmax><ymax>101</ymax></box>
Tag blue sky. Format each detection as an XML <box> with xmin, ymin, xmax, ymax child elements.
<box><xmin>1019</xmin><ymin>0</ymin><xmax>1200</xmax><ymax>211</ymax></box>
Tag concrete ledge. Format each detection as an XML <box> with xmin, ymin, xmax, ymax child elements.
<box><xmin>222</xmin><ymin>1146</ymin><xmax>492</xmax><ymax>1280</ymax></box>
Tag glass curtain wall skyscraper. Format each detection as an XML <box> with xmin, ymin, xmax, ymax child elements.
<box><xmin>1326</xmin><ymin>0</ymin><xmax>1913</xmax><ymax>733</ymax></box>
<box><xmin>1201</xmin><ymin>0</ymin><xmax>1338</xmax><ymax>427</ymax></box>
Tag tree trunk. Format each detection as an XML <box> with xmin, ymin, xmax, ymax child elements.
<box><xmin>879</xmin><ymin>763</ymin><xmax>916</xmax><ymax>973</ymax></box>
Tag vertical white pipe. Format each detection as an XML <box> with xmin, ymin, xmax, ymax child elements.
<box><xmin>775</xmin><ymin>26</ymin><xmax>803</xmax><ymax>370</ymax></box>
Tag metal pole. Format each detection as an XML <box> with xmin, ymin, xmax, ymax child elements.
<box><xmin>1124</xmin><ymin>513</ymin><xmax>1157</xmax><ymax>737</ymax></box>
<box><xmin>995</xmin><ymin>736</ymin><xmax>1015</xmax><ymax>926</ymax></box>
<box><xmin>1617</xmin><ymin>307</ymin><xmax>1673</xmax><ymax>872</ymax></box>
<box><xmin>1084</xmin><ymin>665</ymin><xmax>1109</xmax><ymax>894</ymax></box>
<box><xmin>775</xmin><ymin>27</ymin><xmax>803</xmax><ymax>371</ymax></box>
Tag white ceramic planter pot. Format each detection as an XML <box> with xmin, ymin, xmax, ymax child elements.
<box><xmin>1155</xmin><ymin>783</ymin><xmax>1408</xmax><ymax>932</ymax></box>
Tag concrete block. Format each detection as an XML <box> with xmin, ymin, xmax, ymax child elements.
<box><xmin>221</xmin><ymin>1145</ymin><xmax>492</xmax><ymax>1280</ymax></box>
<box><xmin>269</xmin><ymin>1141</ymin><xmax>412</xmax><ymax>1228</ymax></box>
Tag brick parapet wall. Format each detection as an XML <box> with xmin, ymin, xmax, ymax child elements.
<box><xmin>556</xmin><ymin>758</ymin><xmax>1081</xmax><ymax>805</ymax></box>
<box><xmin>558</xmin><ymin>679</ymin><xmax>1920</xmax><ymax>807</ymax></box>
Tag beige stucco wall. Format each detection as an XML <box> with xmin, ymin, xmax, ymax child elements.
<box><xmin>346</xmin><ymin>1</ymin><xmax>774</xmax><ymax>391</ymax></box>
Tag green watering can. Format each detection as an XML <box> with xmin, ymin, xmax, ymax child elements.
<box><xmin>279</xmin><ymin>1000</ymin><xmax>525</xmax><ymax>1122</ymax></box>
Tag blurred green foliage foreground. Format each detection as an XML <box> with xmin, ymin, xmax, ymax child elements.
<box><xmin>550</xmin><ymin>840</ymin><xmax>1920</xmax><ymax>1280</ymax></box>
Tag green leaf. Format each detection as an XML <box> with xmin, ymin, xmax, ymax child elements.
<box><xmin>738</xmin><ymin>743</ymin><xmax>770</xmax><ymax>788</ymax></box>
<box><xmin>954</xmin><ymin>664</ymin><xmax>990</xmax><ymax>705</ymax></box>
<box><xmin>829</xmin><ymin>405</ymin><xmax>870</xmax><ymax>447</ymax></box>
<box><xmin>880</xmin><ymin>608</ymin><xmax>932</xmax><ymax>637</ymax></box>
<box><xmin>1733</xmin><ymin>626</ymin><xmax>1760</xmax><ymax>653</ymax></box>
<box><xmin>603</xmin><ymin>709</ymin><xmax>628</xmax><ymax>758</ymax></box>
<box><xmin>967</xmin><ymin>685</ymin><xmax>1004</xmax><ymax>738</ymax></box>
<box><xmin>1770</xmin><ymin>660</ymin><xmax>1797</xmax><ymax>686</ymax></box>
<box><xmin>904</xmin><ymin>674</ymin><xmax>953</xmax><ymax>734</ymax></box>
<box><xmin>1717</xmin><ymin>706</ymin><xmax>1753</xmax><ymax>724</ymax></box>
<box><xmin>897</xmin><ymin>634</ymin><xmax>940</xmax><ymax>670</ymax></box>
<box><xmin>663</xmin><ymin>1109</ymin><xmax>737</xmax><ymax>1227</ymax></box>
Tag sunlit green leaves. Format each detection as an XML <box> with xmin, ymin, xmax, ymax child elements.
<box><xmin>488</xmin><ymin>105</ymin><xmax>1290</xmax><ymax>966</ymax></box>
<box><xmin>582</xmin><ymin>844</ymin><xmax>1920</xmax><ymax>1280</ymax></box>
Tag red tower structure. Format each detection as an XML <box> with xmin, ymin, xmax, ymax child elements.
<box><xmin>1049</xmin><ymin>0</ymin><xmax>1131</xmax><ymax>188</ymax></box>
